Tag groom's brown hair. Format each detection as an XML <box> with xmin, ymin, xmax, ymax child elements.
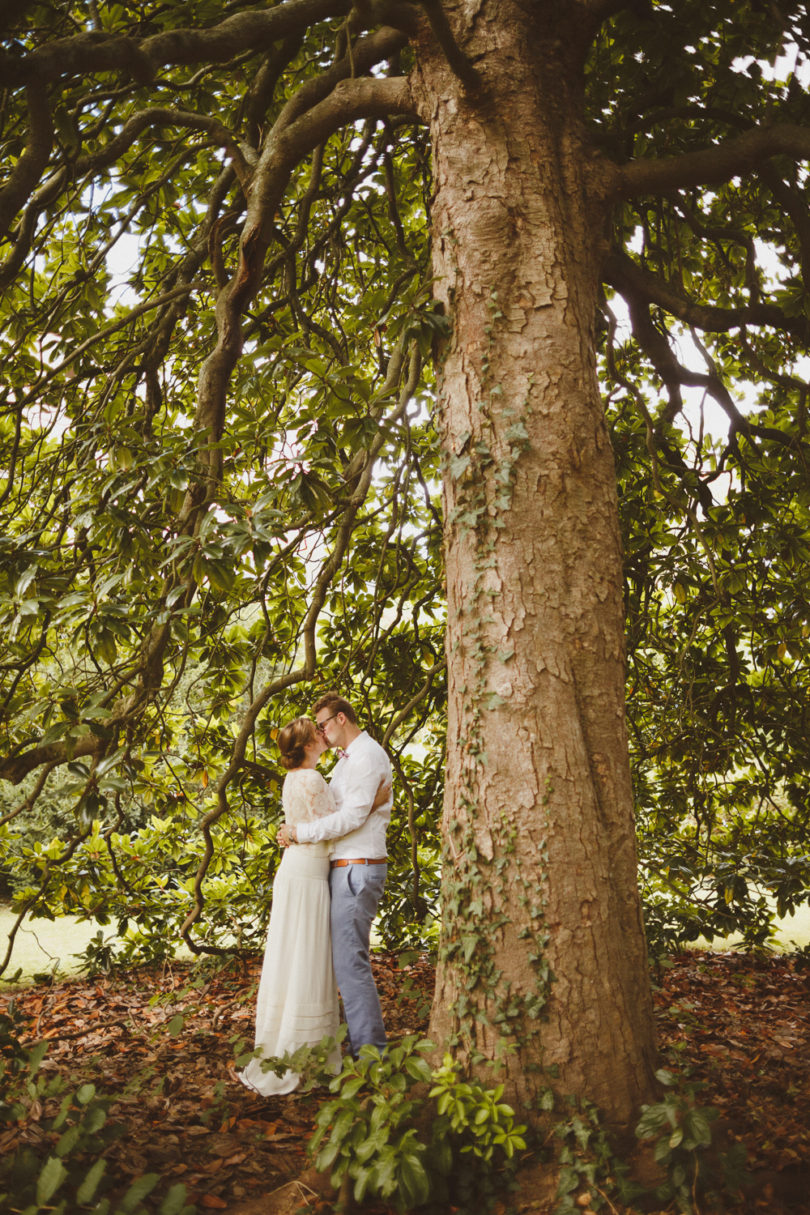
<box><xmin>311</xmin><ymin>691</ymin><xmax>357</xmax><ymax>724</ymax></box>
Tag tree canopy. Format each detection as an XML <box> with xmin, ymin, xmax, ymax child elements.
<box><xmin>1</xmin><ymin>0</ymin><xmax>810</xmax><ymax>1133</ymax></box>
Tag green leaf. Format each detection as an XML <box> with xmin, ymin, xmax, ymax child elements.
<box><xmin>398</xmin><ymin>1153</ymin><xmax>431</xmax><ymax>1208</ymax></box>
<box><xmin>76</xmin><ymin>1158</ymin><xmax>107</xmax><ymax>1204</ymax></box>
<box><xmin>36</xmin><ymin>1157</ymin><xmax>68</xmax><ymax>1206</ymax></box>
<box><xmin>118</xmin><ymin>1173</ymin><xmax>159</xmax><ymax>1212</ymax></box>
<box><xmin>55</xmin><ymin>1124</ymin><xmax>81</xmax><ymax>1157</ymax></box>
<box><xmin>158</xmin><ymin>1183</ymin><xmax>191</xmax><ymax>1215</ymax></box>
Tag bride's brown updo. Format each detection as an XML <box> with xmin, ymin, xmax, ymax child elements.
<box><xmin>277</xmin><ymin>716</ymin><xmax>318</xmax><ymax>770</ymax></box>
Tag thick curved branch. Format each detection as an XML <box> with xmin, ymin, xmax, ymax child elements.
<box><xmin>0</xmin><ymin>85</ymin><xmax>52</xmax><ymax>238</ymax></box>
<box><xmin>603</xmin><ymin>123</ymin><xmax>810</xmax><ymax>201</ymax></box>
<box><xmin>0</xmin><ymin>731</ymin><xmax>108</xmax><ymax>786</ymax></box>
<box><xmin>605</xmin><ymin>249</ymin><xmax>810</xmax><ymax>344</ymax></box>
<box><xmin>72</xmin><ymin>107</ymin><xmax>257</xmax><ymax>185</ymax></box>
<box><xmin>245</xmin><ymin>75</ymin><xmax>417</xmax><ymax>271</ymax></box>
<box><xmin>274</xmin><ymin>25</ymin><xmax>409</xmax><ymax>132</ymax></box>
<box><xmin>606</xmin><ymin>253</ymin><xmax>807</xmax><ymax>453</ymax></box>
<box><xmin>243</xmin><ymin>34</ymin><xmax>305</xmax><ymax>141</ymax></box>
<box><xmin>0</xmin><ymin>190</ymin><xmax>39</xmax><ymax>285</ymax></box>
<box><xmin>189</xmin><ymin>73</ymin><xmax>417</xmax><ymax>514</ymax></box>
<box><xmin>0</xmin><ymin>0</ymin><xmax>354</xmax><ymax>87</ymax></box>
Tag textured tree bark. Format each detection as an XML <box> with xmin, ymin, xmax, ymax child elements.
<box><xmin>413</xmin><ymin>0</ymin><xmax>659</xmax><ymax>1130</ymax></box>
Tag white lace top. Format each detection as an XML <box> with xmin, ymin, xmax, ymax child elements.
<box><xmin>281</xmin><ymin>767</ymin><xmax>337</xmax><ymax>828</ymax></box>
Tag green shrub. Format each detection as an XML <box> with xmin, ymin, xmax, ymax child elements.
<box><xmin>635</xmin><ymin>1069</ymin><xmax>747</xmax><ymax>1214</ymax></box>
<box><xmin>552</xmin><ymin>1098</ymin><xmax>619</xmax><ymax>1213</ymax></box>
<box><xmin>309</xmin><ymin>1036</ymin><xmax>527</xmax><ymax>1213</ymax></box>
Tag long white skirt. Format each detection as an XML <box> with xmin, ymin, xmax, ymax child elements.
<box><xmin>238</xmin><ymin>843</ymin><xmax>340</xmax><ymax>1096</ymax></box>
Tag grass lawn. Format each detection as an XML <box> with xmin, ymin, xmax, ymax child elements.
<box><xmin>0</xmin><ymin>907</ymin><xmax>121</xmax><ymax>984</ymax></box>
<box><xmin>0</xmin><ymin>905</ymin><xmax>193</xmax><ymax>986</ymax></box>
<box><xmin>697</xmin><ymin>898</ymin><xmax>810</xmax><ymax>952</ymax></box>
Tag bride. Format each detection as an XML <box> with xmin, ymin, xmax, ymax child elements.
<box><xmin>238</xmin><ymin>716</ymin><xmax>340</xmax><ymax>1095</ymax></box>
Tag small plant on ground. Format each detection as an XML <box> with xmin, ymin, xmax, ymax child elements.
<box><xmin>309</xmin><ymin>1035</ymin><xmax>527</xmax><ymax>1213</ymax></box>
<box><xmin>233</xmin><ymin>1024</ymin><xmax>349</xmax><ymax>1092</ymax></box>
<box><xmin>635</xmin><ymin>1068</ymin><xmax>747</xmax><ymax>1214</ymax></box>
<box><xmin>553</xmin><ymin>1097</ymin><xmax>628</xmax><ymax>1214</ymax></box>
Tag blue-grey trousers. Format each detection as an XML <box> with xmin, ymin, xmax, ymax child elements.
<box><xmin>329</xmin><ymin>862</ymin><xmax>388</xmax><ymax>1054</ymax></box>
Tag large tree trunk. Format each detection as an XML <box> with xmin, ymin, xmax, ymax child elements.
<box><xmin>413</xmin><ymin>1</ymin><xmax>658</xmax><ymax>1130</ymax></box>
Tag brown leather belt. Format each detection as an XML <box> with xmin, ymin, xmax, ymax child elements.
<box><xmin>330</xmin><ymin>858</ymin><xmax>387</xmax><ymax>868</ymax></box>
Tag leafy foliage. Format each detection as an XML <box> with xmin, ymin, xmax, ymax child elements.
<box><xmin>309</xmin><ymin>1036</ymin><xmax>526</xmax><ymax>1212</ymax></box>
<box><xmin>635</xmin><ymin>1068</ymin><xmax>747</xmax><ymax>1214</ymax></box>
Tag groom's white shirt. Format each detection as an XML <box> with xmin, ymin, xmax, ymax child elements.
<box><xmin>294</xmin><ymin>731</ymin><xmax>392</xmax><ymax>859</ymax></box>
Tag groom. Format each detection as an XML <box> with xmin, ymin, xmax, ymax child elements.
<box><xmin>277</xmin><ymin>692</ymin><xmax>393</xmax><ymax>1055</ymax></box>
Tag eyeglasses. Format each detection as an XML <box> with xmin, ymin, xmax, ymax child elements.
<box><xmin>316</xmin><ymin>712</ymin><xmax>340</xmax><ymax>733</ymax></box>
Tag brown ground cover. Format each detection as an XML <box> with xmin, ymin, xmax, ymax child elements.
<box><xmin>2</xmin><ymin>949</ymin><xmax>809</xmax><ymax>1213</ymax></box>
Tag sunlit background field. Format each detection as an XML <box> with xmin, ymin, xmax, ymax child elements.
<box><xmin>0</xmin><ymin>906</ymin><xmax>194</xmax><ymax>987</ymax></box>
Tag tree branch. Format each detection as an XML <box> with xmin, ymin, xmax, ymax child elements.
<box><xmin>70</xmin><ymin>106</ymin><xmax>258</xmax><ymax>186</ymax></box>
<box><xmin>604</xmin><ymin>249</ymin><xmax>810</xmax><ymax>344</ymax></box>
<box><xmin>250</xmin><ymin>75</ymin><xmax>417</xmax><ymax>249</ymax></box>
<box><xmin>606</xmin><ymin>254</ymin><xmax>807</xmax><ymax>453</ymax></box>
<box><xmin>0</xmin><ymin>763</ymin><xmax>55</xmax><ymax>827</ymax></box>
<box><xmin>0</xmin><ymin>732</ymin><xmax>106</xmax><ymax>786</ymax></box>
<box><xmin>189</xmin><ymin>72</ymin><xmax>417</xmax><ymax>512</ymax></box>
<box><xmin>0</xmin><ymin>0</ymin><xmax>354</xmax><ymax>87</ymax></box>
<box><xmin>272</xmin><ymin>26</ymin><xmax>411</xmax><ymax>133</ymax></box>
<box><xmin>0</xmin><ymin>85</ymin><xmax>52</xmax><ymax>238</ymax></box>
<box><xmin>604</xmin><ymin>123</ymin><xmax>810</xmax><ymax>200</ymax></box>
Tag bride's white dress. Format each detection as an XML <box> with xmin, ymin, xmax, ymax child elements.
<box><xmin>238</xmin><ymin>768</ymin><xmax>340</xmax><ymax>1096</ymax></box>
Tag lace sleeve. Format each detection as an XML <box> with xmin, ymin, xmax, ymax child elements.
<box><xmin>283</xmin><ymin>769</ymin><xmax>337</xmax><ymax>826</ymax></box>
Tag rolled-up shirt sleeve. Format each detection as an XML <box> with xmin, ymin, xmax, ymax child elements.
<box><xmin>296</xmin><ymin>748</ymin><xmax>391</xmax><ymax>844</ymax></box>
